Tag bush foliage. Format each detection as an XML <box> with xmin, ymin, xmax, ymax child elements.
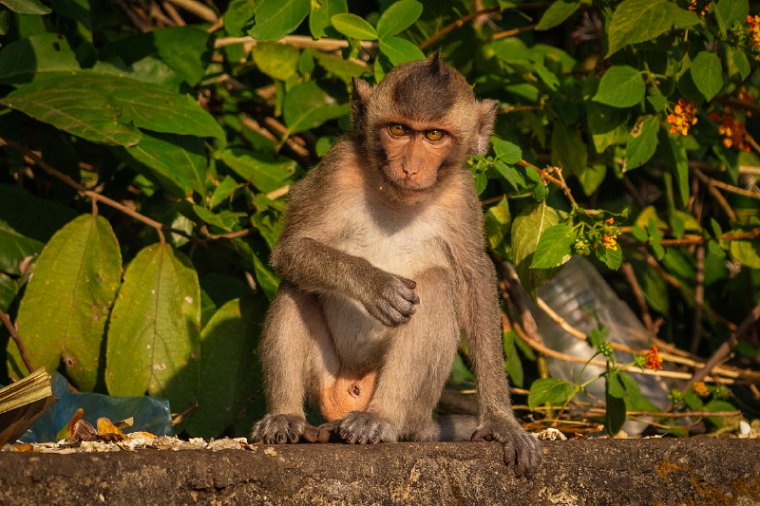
<box><xmin>0</xmin><ymin>0</ymin><xmax>758</xmax><ymax>437</ymax></box>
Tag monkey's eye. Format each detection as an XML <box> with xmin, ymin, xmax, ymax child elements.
<box><xmin>425</xmin><ymin>130</ymin><xmax>445</xmax><ymax>142</ymax></box>
<box><xmin>388</xmin><ymin>124</ymin><xmax>408</xmax><ymax>137</ymax></box>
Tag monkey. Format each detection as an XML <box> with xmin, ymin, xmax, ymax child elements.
<box><xmin>251</xmin><ymin>54</ymin><xmax>541</xmax><ymax>477</ymax></box>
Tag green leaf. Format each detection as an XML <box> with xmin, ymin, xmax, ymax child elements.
<box><xmin>331</xmin><ymin>13</ymin><xmax>378</xmax><ymax>40</ymax></box>
<box><xmin>376</xmin><ymin>0</ymin><xmax>423</xmax><ymax>38</ymax></box>
<box><xmin>625</xmin><ymin>115</ymin><xmax>659</xmax><ymax>171</ymax></box>
<box><xmin>575</xmin><ymin>164</ymin><xmax>607</xmax><ymax>196</ymax></box>
<box><xmin>13</xmin><ymin>215</ymin><xmax>121</xmax><ymax>390</ymax></box>
<box><xmin>253</xmin><ymin>42</ymin><xmax>301</xmax><ymax>81</ymax></box>
<box><xmin>0</xmin><ymin>72</ymin><xmax>224</xmax><ymax>145</ymax></box>
<box><xmin>224</xmin><ymin>0</ymin><xmax>257</xmax><ymax>36</ymax></box>
<box><xmin>536</xmin><ymin>0</ymin><xmax>581</xmax><ymax>30</ymax></box>
<box><xmin>606</xmin><ymin>0</ymin><xmax>700</xmax><ymax>57</ymax></box>
<box><xmin>123</xmin><ymin>132</ymin><xmax>207</xmax><ymax>196</ymax></box>
<box><xmin>186</xmin><ymin>298</ymin><xmax>265</xmax><ymax>437</ymax></box>
<box><xmin>310</xmin><ymin>0</ymin><xmax>347</xmax><ymax>38</ymax></box>
<box><xmin>218</xmin><ymin>148</ymin><xmax>297</xmax><ymax>193</ymax></box>
<box><xmin>528</xmin><ymin>378</ymin><xmax>575</xmax><ymax>409</ymax></box>
<box><xmin>690</xmin><ymin>51</ymin><xmax>723</xmax><ymax>101</ymax></box>
<box><xmin>313</xmin><ymin>52</ymin><xmax>369</xmax><ymax>84</ymax></box>
<box><xmin>511</xmin><ymin>202</ymin><xmax>560</xmax><ymax>292</ymax></box>
<box><xmin>249</xmin><ymin>0</ymin><xmax>310</xmax><ymax>41</ymax></box>
<box><xmin>0</xmin><ymin>0</ymin><xmax>51</xmax><ymax>14</ymax></box>
<box><xmin>492</xmin><ymin>137</ymin><xmax>522</xmax><ymax>164</ymax></box>
<box><xmin>587</xmin><ymin>102</ymin><xmax>630</xmax><ymax>153</ymax></box>
<box><xmin>106</xmin><ymin>243</ymin><xmax>201</xmax><ymax>411</ymax></box>
<box><xmin>209</xmin><ymin>176</ymin><xmax>239</xmax><ymax>210</ymax></box>
<box><xmin>730</xmin><ymin>239</ymin><xmax>760</xmax><ymax>268</ymax></box>
<box><xmin>715</xmin><ymin>0</ymin><xmax>749</xmax><ymax>34</ymax></box>
<box><xmin>485</xmin><ymin>197</ymin><xmax>511</xmax><ymax>251</ymax></box>
<box><xmin>666</xmin><ymin>134</ymin><xmax>689</xmax><ymax>207</ymax></box>
<box><xmin>530</xmin><ymin>223</ymin><xmax>574</xmax><ymax>269</ymax></box>
<box><xmin>605</xmin><ymin>381</ymin><xmax>627</xmax><ymax>435</ymax></box>
<box><xmin>0</xmin><ymin>273</ymin><xmax>19</xmax><ymax>313</ymax></box>
<box><xmin>593</xmin><ymin>65</ymin><xmax>645</xmax><ymax>108</ymax></box>
<box><xmin>252</xmin><ymin>250</ymin><xmax>279</xmax><ymax>301</ymax></box>
<box><xmin>0</xmin><ymin>221</ymin><xmax>43</xmax><ymax>275</ymax></box>
<box><xmin>704</xmin><ymin>400</ymin><xmax>739</xmax><ymax>428</ymax></box>
<box><xmin>551</xmin><ymin>121</ymin><xmax>587</xmax><ymax>175</ymax></box>
<box><xmin>282</xmin><ymin>81</ymin><xmax>349</xmax><ymax>134</ymax></box>
<box><xmin>378</xmin><ymin>36</ymin><xmax>425</xmax><ymax>66</ymax></box>
<box><xmin>0</xmin><ymin>33</ymin><xmax>79</xmax><ymax>83</ymax></box>
<box><xmin>597</xmin><ymin>242</ymin><xmax>623</xmax><ymax>270</ymax></box>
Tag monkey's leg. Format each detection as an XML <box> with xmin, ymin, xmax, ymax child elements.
<box><xmin>251</xmin><ymin>282</ymin><xmax>328</xmax><ymax>444</ymax></box>
<box><xmin>337</xmin><ymin>267</ymin><xmax>460</xmax><ymax>444</ymax></box>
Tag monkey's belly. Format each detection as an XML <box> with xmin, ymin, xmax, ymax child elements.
<box><xmin>319</xmin><ymin>371</ymin><xmax>378</xmax><ymax>421</ymax></box>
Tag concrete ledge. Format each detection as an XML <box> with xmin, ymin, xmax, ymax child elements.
<box><xmin>1</xmin><ymin>439</ymin><xmax>759</xmax><ymax>505</ymax></box>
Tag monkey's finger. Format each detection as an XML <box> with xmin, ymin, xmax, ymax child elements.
<box><xmin>401</xmin><ymin>277</ymin><xmax>417</xmax><ymax>290</ymax></box>
<box><xmin>470</xmin><ymin>428</ymin><xmax>494</xmax><ymax>442</ymax></box>
<box><xmin>300</xmin><ymin>425</ymin><xmax>319</xmax><ymax>443</ymax></box>
<box><xmin>502</xmin><ymin>439</ymin><xmax>519</xmax><ymax>473</ymax></box>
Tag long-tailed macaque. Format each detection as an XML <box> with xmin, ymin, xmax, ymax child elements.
<box><xmin>251</xmin><ymin>55</ymin><xmax>541</xmax><ymax>476</ymax></box>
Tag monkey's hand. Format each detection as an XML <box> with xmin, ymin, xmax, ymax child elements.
<box><xmin>360</xmin><ymin>273</ymin><xmax>419</xmax><ymax>327</ymax></box>
<box><xmin>471</xmin><ymin>417</ymin><xmax>541</xmax><ymax>478</ymax></box>
<box><xmin>336</xmin><ymin>411</ymin><xmax>398</xmax><ymax>444</ymax></box>
<box><xmin>251</xmin><ymin>414</ymin><xmax>321</xmax><ymax>444</ymax></box>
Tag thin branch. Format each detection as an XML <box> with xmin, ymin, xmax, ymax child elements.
<box><xmin>0</xmin><ymin>138</ymin><xmax>172</xmax><ymax>242</ymax></box>
<box><xmin>690</xmin><ymin>245</ymin><xmax>705</xmax><ymax>355</ymax></box>
<box><xmin>0</xmin><ymin>310</ymin><xmax>33</xmax><ymax>373</ymax></box>
<box><xmin>621</xmin><ymin>262</ymin><xmax>655</xmax><ymax>334</ymax></box>
<box><xmin>419</xmin><ymin>7</ymin><xmax>500</xmax><ymax>50</ymax></box>
<box><xmin>693</xmin><ymin>167</ymin><xmax>760</xmax><ymax>201</ymax></box>
<box><xmin>687</xmin><ymin>304</ymin><xmax>760</xmax><ymax>389</ymax></box>
<box><xmin>490</xmin><ymin>24</ymin><xmax>537</xmax><ymax>41</ymax></box>
<box><xmin>165</xmin><ymin>0</ymin><xmax>217</xmax><ymax>23</ymax></box>
<box><xmin>215</xmin><ymin>35</ymin><xmax>377</xmax><ymax>52</ymax></box>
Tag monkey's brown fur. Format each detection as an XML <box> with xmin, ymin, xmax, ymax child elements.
<box><xmin>251</xmin><ymin>55</ymin><xmax>541</xmax><ymax>477</ymax></box>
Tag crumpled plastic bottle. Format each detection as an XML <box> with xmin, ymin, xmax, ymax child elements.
<box><xmin>532</xmin><ymin>256</ymin><xmax>671</xmax><ymax>434</ymax></box>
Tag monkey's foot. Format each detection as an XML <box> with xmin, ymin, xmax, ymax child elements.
<box><xmin>471</xmin><ymin>421</ymin><xmax>542</xmax><ymax>477</ymax></box>
<box><xmin>250</xmin><ymin>414</ymin><xmax>320</xmax><ymax>444</ymax></box>
<box><xmin>337</xmin><ymin>411</ymin><xmax>398</xmax><ymax>444</ymax></box>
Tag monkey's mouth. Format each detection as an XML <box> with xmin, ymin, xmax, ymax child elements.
<box><xmin>382</xmin><ymin>175</ymin><xmax>434</xmax><ymax>195</ymax></box>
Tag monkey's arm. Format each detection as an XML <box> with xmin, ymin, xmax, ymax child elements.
<box><xmin>460</xmin><ymin>254</ymin><xmax>541</xmax><ymax>477</ymax></box>
<box><xmin>271</xmin><ymin>236</ymin><xmax>419</xmax><ymax>327</ymax></box>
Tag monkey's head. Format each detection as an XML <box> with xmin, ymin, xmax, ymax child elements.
<box><xmin>352</xmin><ymin>54</ymin><xmax>498</xmax><ymax>205</ymax></box>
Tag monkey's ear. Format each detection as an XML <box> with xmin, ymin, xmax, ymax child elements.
<box><xmin>351</xmin><ymin>78</ymin><xmax>373</xmax><ymax>134</ymax></box>
<box><xmin>474</xmin><ymin>99</ymin><xmax>499</xmax><ymax>154</ymax></box>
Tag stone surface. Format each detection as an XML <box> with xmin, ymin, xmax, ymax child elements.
<box><xmin>1</xmin><ymin>439</ymin><xmax>759</xmax><ymax>505</ymax></box>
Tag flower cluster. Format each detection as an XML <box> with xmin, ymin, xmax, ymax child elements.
<box><xmin>692</xmin><ymin>381</ymin><xmax>709</xmax><ymax>397</ymax></box>
<box><xmin>688</xmin><ymin>0</ymin><xmax>711</xmax><ymax>17</ymax></box>
<box><xmin>601</xmin><ymin>218</ymin><xmax>619</xmax><ymax>251</ymax></box>
<box><xmin>667</xmin><ymin>99</ymin><xmax>698</xmax><ymax>136</ymax></box>
<box><xmin>709</xmin><ymin>107</ymin><xmax>750</xmax><ymax>152</ymax></box>
<box><xmin>644</xmin><ymin>345</ymin><xmax>663</xmax><ymax>370</ymax></box>
<box><xmin>748</xmin><ymin>15</ymin><xmax>760</xmax><ymax>51</ymax></box>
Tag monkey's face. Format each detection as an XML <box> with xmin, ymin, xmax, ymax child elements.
<box><xmin>376</xmin><ymin>121</ymin><xmax>455</xmax><ymax>202</ymax></box>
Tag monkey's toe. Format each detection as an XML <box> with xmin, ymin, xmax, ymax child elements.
<box><xmin>250</xmin><ymin>414</ymin><xmax>319</xmax><ymax>444</ymax></box>
<box><xmin>337</xmin><ymin>411</ymin><xmax>397</xmax><ymax>444</ymax></box>
<box><xmin>471</xmin><ymin>423</ymin><xmax>542</xmax><ymax>477</ymax></box>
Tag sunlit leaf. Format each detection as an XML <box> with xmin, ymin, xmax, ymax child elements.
<box><xmin>625</xmin><ymin>115</ymin><xmax>659</xmax><ymax>171</ymax></box>
<box><xmin>0</xmin><ymin>33</ymin><xmax>79</xmax><ymax>83</ymax></box>
<box><xmin>606</xmin><ymin>0</ymin><xmax>699</xmax><ymax>56</ymax></box>
<box><xmin>282</xmin><ymin>81</ymin><xmax>349</xmax><ymax>134</ymax></box>
<box><xmin>249</xmin><ymin>0</ymin><xmax>310</xmax><ymax>41</ymax></box>
<box><xmin>12</xmin><ymin>215</ymin><xmax>122</xmax><ymax>390</ymax></box>
<box><xmin>310</xmin><ymin>0</ymin><xmax>347</xmax><ymax>39</ymax></box>
<box><xmin>690</xmin><ymin>51</ymin><xmax>723</xmax><ymax>101</ymax></box>
<box><xmin>0</xmin><ymin>0</ymin><xmax>50</xmax><ymax>14</ymax></box>
<box><xmin>331</xmin><ymin>13</ymin><xmax>377</xmax><ymax>40</ymax></box>
<box><xmin>528</xmin><ymin>378</ymin><xmax>575</xmax><ymax>409</ymax></box>
<box><xmin>218</xmin><ymin>148</ymin><xmax>297</xmax><ymax>193</ymax></box>
<box><xmin>106</xmin><ymin>243</ymin><xmax>201</xmax><ymax>412</ymax></box>
<box><xmin>376</xmin><ymin>0</ymin><xmax>423</xmax><ymax>38</ymax></box>
<box><xmin>253</xmin><ymin>42</ymin><xmax>301</xmax><ymax>81</ymax></box>
<box><xmin>530</xmin><ymin>223</ymin><xmax>574</xmax><ymax>269</ymax></box>
<box><xmin>536</xmin><ymin>0</ymin><xmax>581</xmax><ymax>30</ymax></box>
<box><xmin>593</xmin><ymin>65</ymin><xmax>645</xmax><ymax>108</ymax></box>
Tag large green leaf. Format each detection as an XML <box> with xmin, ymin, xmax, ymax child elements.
<box><xmin>331</xmin><ymin>13</ymin><xmax>378</xmax><ymax>40</ymax></box>
<box><xmin>252</xmin><ymin>42</ymin><xmax>301</xmax><ymax>81</ymax></box>
<box><xmin>249</xmin><ymin>0</ymin><xmax>310</xmax><ymax>41</ymax></box>
<box><xmin>511</xmin><ymin>201</ymin><xmax>560</xmax><ymax>291</ymax></box>
<box><xmin>0</xmin><ymin>33</ymin><xmax>79</xmax><ymax>83</ymax></box>
<box><xmin>715</xmin><ymin>0</ymin><xmax>749</xmax><ymax>34</ymax></box>
<box><xmin>123</xmin><ymin>132</ymin><xmax>207</xmax><ymax>196</ymax></box>
<box><xmin>186</xmin><ymin>298</ymin><xmax>265</xmax><ymax>437</ymax></box>
<box><xmin>218</xmin><ymin>148</ymin><xmax>297</xmax><ymax>193</ymax></box>
<box><xmin>690</xmin><ymin>51</ymin><xmax>723</xmax><ymax>101</ymax></box>
<box><xmin>536</xmin><ymin>0</ymin><xmax>582</xmax><ymax>31</ymax></box>
<box><xmin>530</xmin><ymin>223</ymin><xmax>574</xmax><ymax>269</ymax></box>
<box><xmin>593</xmin><ymin>65</ymin><xmax>645</xmax><ymax>108</ymax></box>
<box><xmin>0</xmin><ymin>71</ymin><xmax>224</xmax><ymax>145</ymax></box>
<box><xmin>625</xmin><ymin>115</ymin><xmax>659</xmax><ymax>171</ymax></box>
<box><xmin>376</xmin><ymin>0</ymin><xmax>423</xmax><ymax>38</ymax></box>
<box><xmin>587</xmin><ymin>102</ymin><xmax>629</xmax><ymax>153</ymax></box>
<box><xmin>282</xmin><ymin>81</ymin><xmax>349</xmax><ymax>134</ymax></box>
<box><xmin>106</xmin><ymin>243</ymin><xmax>201</xmax><ymax>411</ymax></box>
<box><xmin>378</xmin><ymin>36</ymin><xmax>425</xmax><ymax>66</ymax></box>
<box><xmin>606</xmin><ymin>0</ymin><xmax>700</xmax><ymax>57</ymax></box>
<box><xmin>309</xmin><ymin>0</ymin><xmax>347</xmax><ymax>39</ymax></box>
<box><xmin>11</xmin><ymin>215</ymin><xmax>122</xmax><ymax>390</ymax></box>
<box><xmin>551</xmin><ymin>121</ymin><xmax>587</xmax><ymax>175</ymax></box>
<box><xmin>528</xmin><ymin>378</ymin><xmax>575</xmax><ymax>409</ymax></box>
<box><xmin>0</xmin><ymin>0</ymin><xmax>50</xmax><ymax>14</ymax></box>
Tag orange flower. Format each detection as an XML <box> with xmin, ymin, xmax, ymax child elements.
<box><xmin>667</xmin><ymin>99</ymin><xmax>698</xmax><ymax>136</ymax></box>
<box><xmin>737</xmin><ymin>86</ymin><xmax>756</xmax><ymax>116</ymax></box>
<box><xmin>748</xmin><ymin>15</ymin><xmax>760</xmax><ymax>51</ymax></box>
<box><xmin>645</xmin><ymin>345</ymin><xmax>663</xmax><ymax>370</ymax></box>
<box><xmin>693</xmin><ymin>381</ymin><xmax>709</xmax><ymax>397</ymax></box>
<box><xmin>709</xmin><ymin>107</ymin><xmax>750</xmax><ymax>152</ymax></box>
<box><xmin>602</xmin><ymin>234</ymin><xmax>618</xmax><ymax>250</ymax></box>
